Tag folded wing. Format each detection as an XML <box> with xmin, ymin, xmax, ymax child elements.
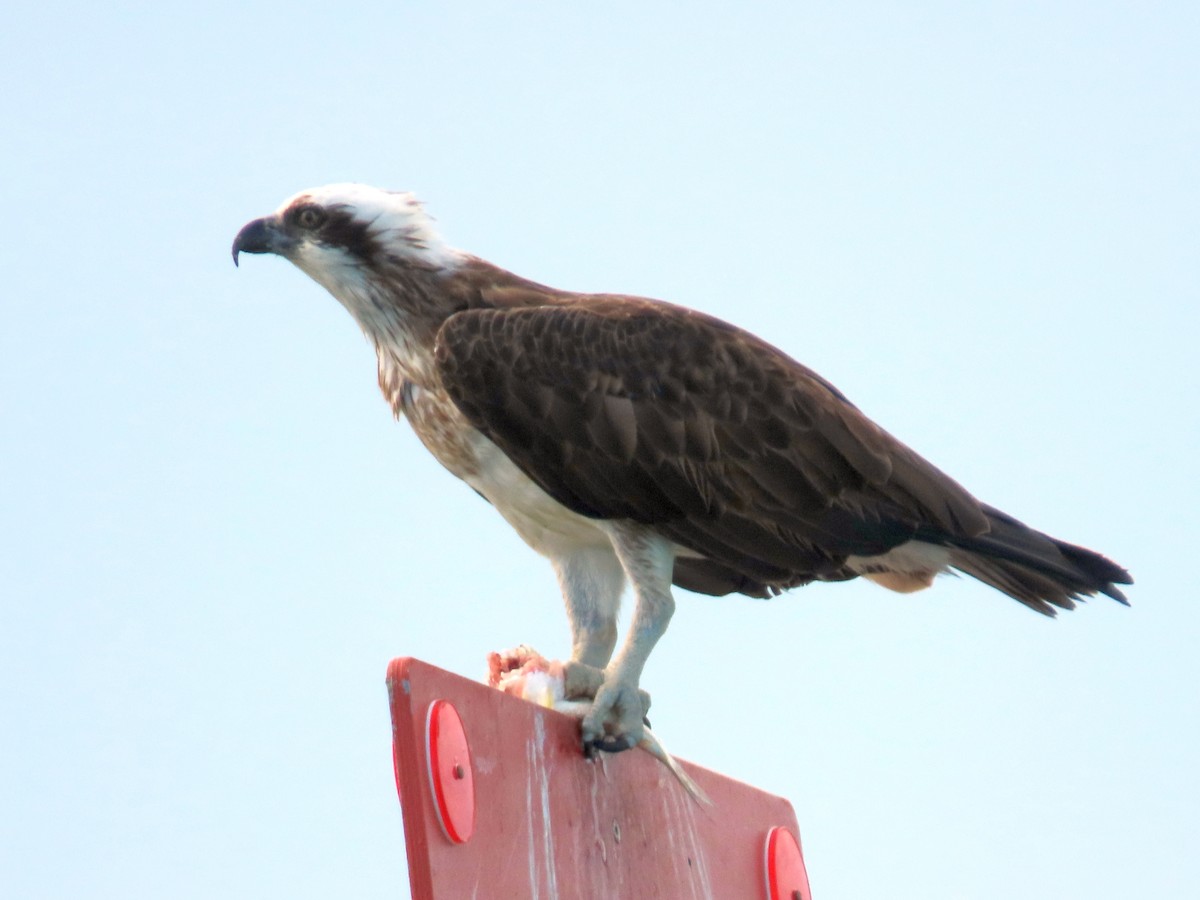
<box><xmin>434</xmin><ymin>298</ymin><xmax>994</xmax><ymax>594</ymax></box>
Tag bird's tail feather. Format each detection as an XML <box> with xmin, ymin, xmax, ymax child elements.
<box><xmin>941</xmin><ymin>505</ymin><xmax>1131</xmax><ymax>616</ymax></box>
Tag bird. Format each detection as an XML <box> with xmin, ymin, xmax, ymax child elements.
<box><xmin>232</xmin><ymin>183</ymin><xmax>1131</xmax><ymax>754</ymax></box>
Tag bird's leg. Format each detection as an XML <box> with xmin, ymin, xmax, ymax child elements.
<box><xmin>553</xmin><ymin>545</ymin><xmax>625</xmax><ymax>671</ymax></box>
<box><xmin>553</xmin><ymin>545</ymin><xmax>640</xmax><ymax>712</ymax></box>
<box><xmin>581</xmin><ymin>523</ymin><xmax>676</xmax><ymax>755</ymax></box>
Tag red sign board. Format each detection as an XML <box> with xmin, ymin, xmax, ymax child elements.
<box><xmin>387</xmin><ymin>657</ymin><xmax>812</xmax><ymax>899</ymax></box>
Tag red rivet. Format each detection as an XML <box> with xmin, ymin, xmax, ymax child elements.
<box><xmin>425</xmin><ymin>699</ymin><xmax>475</xmax><ymax>844</ymax></box>
<box><xmin>764</xmin><ymin>826</ymin><xmax>811</xmax><ymax>900</ymax></box>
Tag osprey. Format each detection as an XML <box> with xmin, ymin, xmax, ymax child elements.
<box><xmin>233</xmin><ymin>184</ymin><xmax>1131</xmax><ymax>753</ymax></box>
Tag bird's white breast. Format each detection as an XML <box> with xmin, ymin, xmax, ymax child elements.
<box><xmin>466</xmin><ymin>438</ymin><xmax>613</xmax><ymax>557</ymax></box>
<box><xmin>402</xmin><ymin>383</ymin><xmax>610</xmax><ymax>559</ymax></box>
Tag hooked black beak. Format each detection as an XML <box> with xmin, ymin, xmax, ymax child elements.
<box><xmin>231</xmin><ymin>216</ymin><xmax>284</xmax><ymax>266</ymax></box>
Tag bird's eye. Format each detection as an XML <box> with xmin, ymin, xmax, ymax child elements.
<box><xmin>295</xmin><ymin>206</ymin><xmax>326</xmax><ymax>229</ymax></box>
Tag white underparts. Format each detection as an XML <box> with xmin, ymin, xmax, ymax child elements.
<box><xmin>845</xmin><ymin>541</ymin><xmax>952</xmax><ymax>593</ymax></box>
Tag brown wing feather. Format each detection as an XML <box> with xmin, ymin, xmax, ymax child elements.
<box><xmin>433</xmin><ymin>297</ymin><xmax>989</xmax><ymax>587</ymax></box>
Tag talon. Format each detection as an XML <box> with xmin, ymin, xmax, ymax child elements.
<box><xmin>580</xmin><ymin>675</ymin><xmax>649</xmax><ymax>756</ymax></box>
<box><xmin>585</xmin><ymin>734</ymin><xmax>637</xmax><ymax>755</ymax></box>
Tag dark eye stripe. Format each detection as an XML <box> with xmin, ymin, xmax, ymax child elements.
<box><xmin>318</xmin><ymin>209</ymin><xmax>377</xmax><ymax>260</ymax></box>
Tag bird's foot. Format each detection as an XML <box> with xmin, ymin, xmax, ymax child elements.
<box><xmin>561</xmin><ymin>660</ymin><xmax>651</xmax><ymax>715</ymax></box>
<box><xmin>487</xmin><ymin>650</ymin><xmax>651</xmax><ymax>756</ymax></box>
<box><xmin>567</xmin><ymin>664</ymin><xmax>652</xmax><ymax>756</ymax></box>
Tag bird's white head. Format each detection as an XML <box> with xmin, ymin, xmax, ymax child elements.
<box><xmin>233</xmin><ymin>183</ymin><xmax>463</xmax><ymax>294</ymax></box>
<box><xmin>233</xmin><ymin>183</ymin><xmax>470</xmax><ymax>386</ymax></box>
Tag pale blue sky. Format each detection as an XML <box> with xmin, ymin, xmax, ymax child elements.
<box><xmin>2</xmin><ymin>3</ymin><xmax>1197</xmax><ymax>898</ymax></box>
